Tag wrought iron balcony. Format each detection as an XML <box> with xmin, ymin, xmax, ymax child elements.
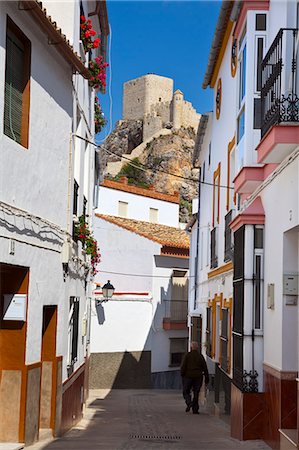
<box><xmin>261</xmin><ymin>28</ymin><xmax>299</xmax><ymax>138</ymax></box>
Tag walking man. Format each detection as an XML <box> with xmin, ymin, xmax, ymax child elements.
<box><xmin>180</xmin><ymin>341</ymin><xmax>209</xmax><ymax>414</ymax></box>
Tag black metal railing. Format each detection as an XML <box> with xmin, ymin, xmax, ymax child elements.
<box><xmin>232</xmin><ymin>333</ymin><xmax>243</xmax><ymax>389</ymax></box>
<box><xmin>164</xmin><ymin>300</ymin><xmax>188</xmax><ymax>321</ymax></box>
<box><xmin>220</xmin><ymin>309</ymin><xmax>229</xmax><ymax>372</ymax></box>
<box><xmin>224</xmin><ymin>210</ymin><xmax>234</xmax><ymax>262</ymax></box>
<box><xmin>261</xmin><ymin>28</ymin><xmax>299</xmax><ymax>137</ymax></box>
<box><xmin>210</xmin><ymin>227</ymin><xmax>218</xmax><ymax>269</ymax></box>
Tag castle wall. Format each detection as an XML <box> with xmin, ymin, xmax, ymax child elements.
<box><xmin>143</xmin><ymin>115</ymin><xmax>163</xmax><ymax>141</ymax></box>
<box><xmin>181</xmin><ymin>100</ymin><xmax>200</xmax><ymax>130</ymax></box>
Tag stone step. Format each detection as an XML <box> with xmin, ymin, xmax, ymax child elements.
<box><xmin>279</xmin><ymin>428</ymin><xmax>298</xmax><ymax>450</ymax></box>
<box><xmin>0</xmin><ymin>444</ymin><xmax>24</xmax><ymax>450</ymax></box>
<box><xmin>38</xmin><ymin>429</ymin><xmax>53</xmax><ymax>441</ymax></box>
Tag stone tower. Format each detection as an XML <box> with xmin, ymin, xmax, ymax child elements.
<box><xmin>122</xmin><ymin>74</ymin><xmax>200</xmax><ymax>142</ymax></box>
<box><xmin>123</xmin><ymin>74</ymin><xmax>173</xmax><ymax>121</ymax></box>
<box><xmin>172</xmin><ymin>89</ymin><xmax>184</xmax><ymax>129</ymax></box>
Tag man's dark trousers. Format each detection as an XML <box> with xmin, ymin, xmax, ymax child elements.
<box><xmin>182</xmin><ymin>376</ymin><xmax>203</xmax><ymax>413</ymax></box>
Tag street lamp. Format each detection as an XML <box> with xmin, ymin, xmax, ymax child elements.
<box><xmin>101</xmin><ymin>280</ymin><xmax>115</xmax><ymax>302</ymax></box>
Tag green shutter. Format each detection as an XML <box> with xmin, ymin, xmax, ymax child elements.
<box><xmin>4</xmin><ymin>31</ymin><xmax>25</xmax><ymax>144</ymax></box>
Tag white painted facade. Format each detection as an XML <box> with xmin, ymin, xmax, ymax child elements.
<box><xmin>189</xmin><ymin>1</ymin><xmax>299</xmax><ymax>443</ymax></box>
<box><xmin>98</xmin><ymin>185</ymin><xmax>180</xmax><ymax>226</ymax></box>
<box><xmin>90</xmin><ymin>211</ymin><xmax>189</xmax><ymax>386</ymax></box>
<box><xmin>0</xmin><ymin>0</ymin><xmax>108</xmax><ymax>443</ymax></box>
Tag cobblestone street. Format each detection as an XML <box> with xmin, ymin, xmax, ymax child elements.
<box><xmin>29</xmin><ymin>390</ymin><xmax>270</xmax><ymax>450</ymax></box>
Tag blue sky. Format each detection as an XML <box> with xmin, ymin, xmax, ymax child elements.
<box><xmin>98</xmin><ymin>1</ymin><xmax>221</xmax><ymax>141</ymax></box>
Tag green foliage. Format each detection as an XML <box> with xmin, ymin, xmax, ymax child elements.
<box><xmin>180</xmin><ymin>198</ymin><xmax>192</xmax><ymax>214</ymax></box>
<box><xmin>115</xmin><ymin>158</ymin><xmax>150</xmax><ymax>188</ymax></box>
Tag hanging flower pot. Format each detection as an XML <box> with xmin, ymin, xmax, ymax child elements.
<box><xmin>88</xmin><ymin>56</ymin><xmax>109</xmax><ymax>89</ymax></box>
<box><xmin>94</xmin><ymin>97</ymin><xmax>107</xmax><ymax>133</ymax></box>
<box><xmin>80</xmin><ymin>15</ymin><xmax>101</xmax><ymax>52</ymax></box>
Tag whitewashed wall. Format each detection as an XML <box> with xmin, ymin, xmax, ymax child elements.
<box><xmin>261</xmin><ymin>156</ymin><xmax>299</xmax><ymax>370</ymax></box>
<box><xmin>91</xmin><ymin>217</ymin><xmax>189</xmax><ymax>374</ymax></box>
<box><xmin>98</xmin><ymin>186</ymin><xmax>180</xmax><ymax>227</ymax></box>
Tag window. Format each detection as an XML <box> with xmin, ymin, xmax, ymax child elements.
<box><xmin>210</xmin><ymin>226</ymin><xmax>218</xmax><ymax>269</ymax></box>
<box><xmin>256</xmin><ymin>37</ymin><xmax>265</xmax><ymax>91</ymax></box>
<box><xmin>4</xmin><ymin>17</ymin><xmax>31</xmax><ymax>148</ymax></box>
<box><xmin>220</xmin><ymin>308</ymin><xmax>229</xmax><ymax>372</ymax></box>
<box><xmin>83</xmin><ymin>196</ymin><xmax>87</xmax><ymax>218</ymax></box>
<box><xmin>73</xmin><ymin>180</ymin><xmax>79</xmax><ymax>216</ymax></box>
<box><xmin>254</xmin><ymin>226</ymin><xmax>264</xmax><ymax>330</ymax></box>
<box><xmin>67</xmin><ymin>297</ymin><xmax>80</xmax><ymax>376</ymax></box>
<box><xmin>238</xmin><ymin>44</ymin><xmax>246</xmax><ymax>108</ymax></box>
<box><xmin>206</xmin><ymin>307</ymin><xmax>212</xmax><ymax>357</ymax></box>
<box><xmin>169</xmin><ymin>338</ymin><xmax>188</xmax><ymax>366</ymax></box>
<box><xmin>208</xmin><ymin>142</ymin><xmax>211</xmax><ymax>167</ymax></box>
<box><xmin>212</xmin><ymin>163</ymin><xmax>221</xmax><ymax>227</ymax></box>
<box><xmin>256</xmin><ymin>14</ymin><xmax>266</xmax><ymax>31</ymax></box>
<box><xmin>149</xmin><ymin>207</ymin><xmax>158</xmax><ymax>223</ymax></box>
<box><xmin>237</xmin><ymin>109</ymin><xmax>245</xmax><ymax>144</ymax></box>
<box><xmin>202</xmin><ymin>161</ymin><xmax>206</xmax><ymax>182</ymax></box>
<box><xmin>170</xmin><ymin>270</ymin><xmax>188</xmax><ymax>321</ymax></box>
<box><xmin>224</xmin><ymin>210</ymin><xmax>233</xmax><ymax>262</ymax></box>
<box><xmin>72</xmin><ymin>180</ymin><xmax>79</xmax><ymax>241</ymax></box>
<box><xmin>118</xmin><ymin>201</ymin><xmax>128</xmax><ymax>217</ymax></box>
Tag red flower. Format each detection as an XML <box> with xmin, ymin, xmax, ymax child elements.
<box><xmin>80</xmin><ymin>15</ymin><xmax>86</xmax><ymax>21</ymax></box>
<box><xmin>90</xmin><ymin>29</ymin><xmax>96</xmax><ymax>36</ymax></box>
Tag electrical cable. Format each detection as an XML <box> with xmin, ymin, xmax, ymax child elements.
<box><xmin>98</xmin><ymin>269</ymin><xmax>196</xmax><ymax>278</ymax></box>
<box><xmin>74</xmin><ymin>134</ymin><xmax>234</xmax><ymax>190</ymax></box>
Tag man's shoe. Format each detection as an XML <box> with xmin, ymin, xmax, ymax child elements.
<box><xmin>185</xmin><ymin>404</ymin><xmax>191</xmax><ymax>412</ymax></box>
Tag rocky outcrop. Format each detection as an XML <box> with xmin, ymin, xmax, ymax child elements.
<box><xmin>100</xmin><ymin>122</ymin><xmax>198</xmax><ymax>223</ymax></box>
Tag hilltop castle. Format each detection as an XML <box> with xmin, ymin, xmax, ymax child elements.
<box><xmin>122</xmin><ymin>74</ymin><xmax>200</xmax><ymax>141</ymax></box>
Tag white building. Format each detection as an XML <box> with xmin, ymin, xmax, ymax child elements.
<box><xmin>0</xmin><ymin>0</ymin><xmax>109</xmax><ymax>446</ymax></box>
<box><xmin>189</xmin><ymin>1</ymin><xmax>299</xmax><ymax>449</ymax></box>
<box><xmin>89</xmin><ymin>179</ymin><xmax>189</xmax><ymax>388</ymax></box>
<box><xmin>98</xmin><ymin>176</ymin><xmax>180</xmax><ymax>226</ymax></box>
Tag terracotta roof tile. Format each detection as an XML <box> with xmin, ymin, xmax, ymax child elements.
<box><xmin>97</xmin><ymin>214</ymin><xmax>189</xmax><ymax>249</ymax></box>
<box><xmin>19</xmin><ymin>0</ymin><xmax>90</xmax><ymax>78</ymax></box>
<box><xmin>102</xmin><ymin>178</ymin><xmax>180</xmax><ymax>204</ymax></box>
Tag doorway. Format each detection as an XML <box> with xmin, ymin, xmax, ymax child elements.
<box><xmin>39</xmin><ymin>305</ymin><xmax>57</xmax><ymax>433</ymax></box>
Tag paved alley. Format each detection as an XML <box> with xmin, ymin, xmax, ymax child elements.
<box><xmin>29</xmin><ymin>390</ymin><xmax>270</xmax><ymax>450</ymax></box>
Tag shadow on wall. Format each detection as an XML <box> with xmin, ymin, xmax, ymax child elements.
<box><xmin>89</xmin><ymin>350</ymin><xmax>152</xmax><ymax>389</ymax></box>
<box><xmin>96</xmin><ymin>302</ymin><xmax>105</xmax><ymax>325</ymax></box>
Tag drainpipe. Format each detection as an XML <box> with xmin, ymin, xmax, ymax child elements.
<box><xmin>193</xmin><ymin>167</ymin><xmax>201</xmax><ymax>312</ymax></box>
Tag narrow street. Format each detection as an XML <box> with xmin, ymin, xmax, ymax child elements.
<box><xmin>29</xmin><ymin>390</ymin><xmax>270</xmax><ymax>450</ymax></box>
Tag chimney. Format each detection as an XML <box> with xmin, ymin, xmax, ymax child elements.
<box><xmin>119</xmin><ymin>176</ymin><xmax>128</xmax><ymax>185</ymax></box>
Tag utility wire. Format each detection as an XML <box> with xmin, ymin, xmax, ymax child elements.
<box><xmin>74</xmin><ymin>134</ymin><xmax>234</xmax><ymax>190</ymax></box>
<box><xmin>99</xmin><ymin>269</ymin><xmax>196</xmax><ymax>278</ymax></box>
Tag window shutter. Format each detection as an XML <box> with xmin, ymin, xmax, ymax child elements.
<box><xmin>4</xmin><ymin>32</ymin><xmax>25</xmax><ymax>144</ymax></box>
<box><xmin>71</xmin><ymin>297</ymin><xmax>80</xmax><ymax>362</ymax></box>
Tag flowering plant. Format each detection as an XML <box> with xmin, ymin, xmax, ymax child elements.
<box><xmin>74</xmin><ymin>215</ymin><xmax>101</xmax><ymax>276</ymax></box>
<box><xmin>80</xmin><ymin>15</ymin><xmax>101</xmax><ymax>52</ymax></box>
<box><xmin>94</xmin><ymin>97</ymin><xmax>107</xmax><ymax>133</ymax></box>
<box><xmin>89</xmin><ymin>56</ymin><xmax>109</xmax><ymax>89</ymax></box>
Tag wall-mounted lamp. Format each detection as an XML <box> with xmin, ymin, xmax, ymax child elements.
<box><xmin>97</xmin><ymin>280</ymin><xmax>115</xmax><ymax>304</ymax></box>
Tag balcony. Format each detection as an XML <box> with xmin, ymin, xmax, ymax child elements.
<box><xmin>163</xmin><ymin>300</ymin><xmax>188</xmax><ymax>330</ymax></box>
<box><xmin>233</xmin><ymin>164</ymin><xmax>278</xmax><ymax>196</ymax></box>
<box><xmin>257</xmin><ymin>28</ymin><xmax>299</xmax><ymax>164</ymax></box>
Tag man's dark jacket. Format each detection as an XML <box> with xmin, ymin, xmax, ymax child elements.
<box><xmin>180</xmin><ymin>350</ymin><xmax>209</xmax><ymax>383</ymax></box>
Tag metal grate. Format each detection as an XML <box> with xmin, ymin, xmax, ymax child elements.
<box><xmin>130</xmin><ymin>434</ymin><xmax>181</xmax><ymax>442</ymax></box>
